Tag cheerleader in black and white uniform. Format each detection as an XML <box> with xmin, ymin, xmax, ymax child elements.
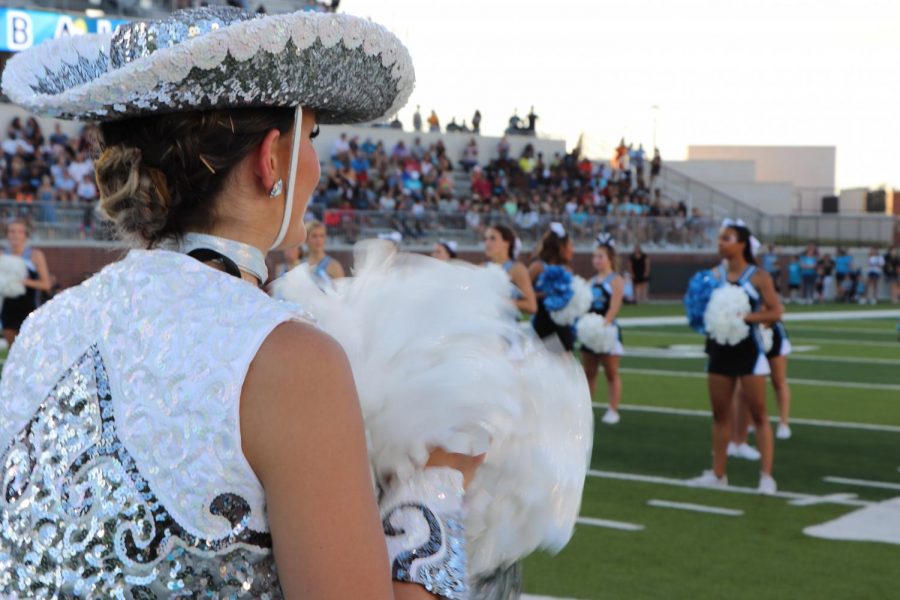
<box><xmin>690</xmin><ymin>220</ymin><xmax>783</xmax><ymax>494</ymax></box>
<box><xmin>581</xmin><ymin>235</ymin><xmax>625</xmax><ymax>425</ymax></box>
<box><xmin>529</xmin><ymin>223</ymin><xmax>576</xmax><ymax>352</ymax></box>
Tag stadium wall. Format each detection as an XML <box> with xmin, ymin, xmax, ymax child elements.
<box><xmin>36</xmin><ymin>244</ymin><xmax>716</xmax><ymax>299</ymax></box>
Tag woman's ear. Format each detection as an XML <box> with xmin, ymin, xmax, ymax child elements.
<box><xmin>254</xmin><ymin>129</ymin><xmax>282</xmax><ymax>193</ymax></box>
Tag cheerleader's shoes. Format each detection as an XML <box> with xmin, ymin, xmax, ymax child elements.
<box><xmin>776</xmin><ymin>423</ymin><xmax>792</xmax><ymax>440</ymax></box>
<box><xmin>688</xmin><ymin>470</ymin><xmax>728</xmax><ymax>488</ymax></box>
<box><xmin>728</xmin><ymin>442</ymin><xmax>760</xmax><ymax>460</ymax></box>
<box><xmin>758</xmin><ymin>473</ymin><xmax>777</xmax><ymax>495</ymax></box>
<box><xmin>601</xmin><ymin>409</ymin><xmax>620</xmax><ymax>425</ymax></box>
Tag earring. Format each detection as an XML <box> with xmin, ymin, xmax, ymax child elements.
<box><xmin>269</xmin><ymin>179</ymin><xmax>284</xmax><ymax>198</ymax></box>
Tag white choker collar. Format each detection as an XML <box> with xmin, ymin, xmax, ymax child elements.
<box><xmin>177</xmin><ymin>232</ymin><xmax>268</xmax><ymax>284</ymax></box>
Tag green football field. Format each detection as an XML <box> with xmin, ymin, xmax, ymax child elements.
<box><xmin>523</xmin><ymin>303</ymin><xmax>900</xmax><ymax>600</ymax></box>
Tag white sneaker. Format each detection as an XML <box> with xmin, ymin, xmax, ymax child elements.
<box><xmin>735</xmin><ymin>443</ymin><xmax>761</xmax><ymax>461</ymax></box>
<box><xmin>776</xmin><ymin>423</ymin><xmax>792</xmax><ymax>440</ymax></box>
<box><xmin>688</xmin><ymin>470</ymin><xmax>728</xmax><ymax>488</ymax></box>
<box><xmin>601</xmin><ymin>409</ymin><xmax>620</xmax><ymax>425</ymax></box>
<box><xmin>727</xmin><ymin>442</ymin><xmax>739</xmax><ymax>457</ymax></box>
<box><xmin>758</xmin><ymin>473</ymin><xmax>777</xmax><ymax>495</ymax></box>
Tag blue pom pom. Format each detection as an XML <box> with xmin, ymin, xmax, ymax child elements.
<box><xmin>536</xmin><ymin>265</ymin><xmax>574</xmax><ymax>312</ymax></box>
<box><xmin>684</xmin><ymin>270</ymin><xmax>717</xmax><ymax>333</ymax></box>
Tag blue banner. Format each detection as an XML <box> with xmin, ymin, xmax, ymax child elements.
<box><xmin>1</xmin><ymin>8</ymin><xmax>128</xmax><ymax>52</ymax></box>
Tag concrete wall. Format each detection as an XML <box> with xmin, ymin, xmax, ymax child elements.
<box><xmin>839</xmin><ymin>188</ymin><xmax>867</xmax><ymax>213</ymax></box>
<box><xmin>316</xmin><ymin>123</ymin><xmax>567</xmax><ymax>165</ymax></box>
<box><xmin>687</xmin><ymin>145</ymin><xmax>836</xmax><ymax>192</ymax></box>
<box><xmin>665</xmin><ymin>160</ymin><xmax>757</xmax><ymax>184</ymax></box>
<box><xmin>715</xmin><ymin>182</ymin><xmax>795</xmax><ymax>215</ymax></box>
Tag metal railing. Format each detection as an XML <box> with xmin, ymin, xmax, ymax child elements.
<box><xmin>2</xmin><ymin>200</ymin><xmax>895</xmax><ymax>249</ymax></box>
<box><xmin>657</xmin><ymin>164</ymin><xmax>765</xmax><ymax>223</ymax></box>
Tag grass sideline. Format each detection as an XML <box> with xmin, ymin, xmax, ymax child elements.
<box><xmin>522</xmin><ymin>308</ymin><xmax>900</xmax><ymax>599</ymax></box>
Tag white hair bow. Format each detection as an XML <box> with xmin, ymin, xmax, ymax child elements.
<box><xmin>549</xmin><ymin>222</ymin><xmax>567</xmax><ymax>238</ymax></box>
<box><xmin>721</xmin><ymin>218</ymin><xmax>748</xmax><ymax>229</ymax></box>
<box><xmin>750</xmin><ymin>236</ymin><xmax>761</xmax><ymax>256</ymax></box>
<box><xmin>596</xmin><ymin>232</ymin><xmax>616</xmax><ymax>248</ymax></box>
<box><xmin>440</xmin><ymin>239</ymin><xmax>458</xmax><ymax>254</ymax></box>
<box><xmin>513</xmin><ymin>238</ymin><xmax>522</xmax><ymax>259</ymax></box>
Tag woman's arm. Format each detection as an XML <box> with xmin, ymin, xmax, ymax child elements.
<box><xmin>327</xmin><ymin>259</ymin><xmax>345</xmax><ymax>280</ymax></box>
<box><xmin>510</xmin><ymin>263</ymin><xmax>538</xmax><ymax>314</ymax></box>
<box><xmin>605</xmin><ymin>276</ymin><xmax>625</xmax><ymax>325</ymax></box>
<box><xmin>242</xmin><ymin>322</ymin><xmax>470</xmax><ymax>600</ymax></box>
<box><xmin>746</xmin><ymin>270</ymin><xmax>783</xmax><ymax>326</ymax></box>
<box><xmin>24</xmin><ymin>249</ymin><xmax>52</xmax><ymax>293</ymax></box>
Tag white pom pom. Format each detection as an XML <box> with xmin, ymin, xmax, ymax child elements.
<box><xmin>704</xmin><ymin>284</ymin><xmax>751</xmax><ymax>345</ymax></box>
<box><xmin>273</xmin><ymin>241</ymin><xmax>592</xmax><ymax>576</ymax></box>
<box><xmin>760</xmin><ymin>325</ymin><xmax>774</xmax><ymax>353</ymax></box>
<box><xmin>576</xmin><ymin>313</ymin><xmax>617</xmax><ymax>354</ymax></box>
<box><xmin>0</xmin><ymin>255</ymin><xmax>28</xmax><ymax>298</ymax></box>
<box><xmin>550</xmin><ymin>276</ymin><xmax>592</xmax><ymax>326</ymax></box>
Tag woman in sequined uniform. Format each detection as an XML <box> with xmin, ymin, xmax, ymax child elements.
<box><xmin>689</xmin><ymin>223</ymin><xmax>782</xmax><ymax>494</ymax></box>
<box><xmin>529</xmin><ymin>227</ymin><xmax>576</xmax><ymax>352</ymax></box>
<box><xmin>484</xmin><ymin>225</ymin><xmax>537</xmax><ymax>316</ymax></box>
<box><xmin>0</xmin><ymin>8</ymin><xmax>477</xmax><ymax>599</ymax></box>
<box><xmin>581</xmin><ymin>242</ymin><xmax>625</xmax><ymax>426</ymax></box>
<box><xmin>1</xmin><ymin>220</ymin><xmax>52</xmax><ymax>346</ymax></box>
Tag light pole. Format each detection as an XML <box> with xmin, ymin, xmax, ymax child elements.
<box><xmin>651</xmin><ymin>104</ymin><xmax>660</xmax><ymax>150</ymax></box>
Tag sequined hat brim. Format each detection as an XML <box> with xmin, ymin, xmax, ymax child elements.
<box><xmin>1</xmin><ymin>10</ymin><xmax>414</xmax><ymax>123</ymax></box>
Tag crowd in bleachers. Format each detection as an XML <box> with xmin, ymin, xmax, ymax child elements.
<box><xmin>311</xmin><ymin>130</ymin><xmax>709</xmax><ymax>245</ymax></box>
<box><xmin>2</xmin><ymin>112</ymin><xmax>712</xmax><ymax>246</ymax></box>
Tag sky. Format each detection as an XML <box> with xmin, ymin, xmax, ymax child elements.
<box><xmin>346</xmin><ymin>0</ymin><xmax>899</xmax><ymax>190</ymax></box>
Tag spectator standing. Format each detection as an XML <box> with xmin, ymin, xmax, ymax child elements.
<box><xmin>818</xmin><ymin>253</ymin><xmax>835</xmax><ymax>302</ymax></box>
<box><xmin>497</xmin><ymin>136</ymin><xmax>510</xmax><ymax>161</ymax></box>
<box><xmin>884</xmin><ymin>245</ymin><xmax>898</xmax><ymax>304</ymax></box>
<box><xmin>834</xmin><ymin>246</ymin><xmax>853</xmax><ymax>299</ymax></box>
<box><xmin>787</xmin><ymin>255</ymin><xmax>801</xmax><ymax>303</ymax></box>
<box><xmin>761</xmin><ymin>244</ymin><xmax>780</xmax><ymax>292</ymax></box>
<box><xmin>629</xmin><ymin>243</ymin><xmax>651</xmax><ymax>302</ymax></box>
<box><xmin>799</xmin><ymin>243</ymin><xmax>818</xmax><ymax>304</ymax></box>
<box><xmin>650</xmin><ymin>147</ymin><xmax>662</xmax><ymax>190</ymax></box>
<box><xmin>412</xmin><ymin>105</ymin><xmax>422</xmax><ymax>132</ymax></box>
<box><xmin>472</xmin><ymin>109</ymin><xmax>482</xmax><ymax>134</ymax></box>
<box><xmin>427</xmin><ymin>109</ymin><xmax>440</xmax><ymax>132</ymax></box>
<box><xmin>865</xmin><ymin>246</ymin><xmax>885</xmax><ymax>304</ymax></box>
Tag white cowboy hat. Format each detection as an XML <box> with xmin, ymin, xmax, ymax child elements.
<box><xmin>1</xmin><ymin>7</ymin><xmax>414</xmax><ymax>124</ymax></box>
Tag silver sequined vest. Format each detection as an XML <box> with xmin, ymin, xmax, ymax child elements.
<box><xmin>0</xmin><ymin>249</ymin><xmax>299</xmax><ymax>598</ymax></box>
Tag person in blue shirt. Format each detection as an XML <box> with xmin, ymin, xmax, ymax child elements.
<box><xmin>799</xmin><ymin>243</ymin><xmax>818</xmax><ymax>304</ymax></box>
<box><xmin>761</xmin><ymin>245</ymin><xmax>780</xmax><ymax>292</ymax></box>
<box><xmin>834</xmin><ymin>247</ymin><xmax>854</xmax><ymax>302</ymax></box>
<box><xmin>787</xmin><ymin>255</ymin><xmax>802</xmax><ymax>303</ymax></box>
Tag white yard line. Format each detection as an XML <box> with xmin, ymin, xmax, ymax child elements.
<box><xmin>587</xmin><ymin>469</ymin><xmax>871</xmax><ymax>507</ymax></box>
<box><xmin>523</xmin><ymin>596</ymin><xmax>585</xmax><ymax>600</ymax></box>
<box><xmin>647</xmin><ymin>499</ymin><xmax>744</xmax><ymax>516</ymax></box>
<box><xmin>575</xmin><ymin>516</ymin><xmax>644</xmax><ymax>531</ymax></box>
<box><xmin>823</xmin><ymin>476</ymin><xmax>900</xmax><ymax>491</ymax></box>
<box><xmin>619</xmin><ymin>309</ymin><xmax>900</xmax><ymax>327</ymax></box>
<box><xmin>623</xmin><ymin>345</ymin><xmax>900</xmax><ymax>366</ymax></box>
<box><xmin>591</xmin><ymin>402</ymin><xmax>900</xmax><ymax>434</ymax></box>
<box><xmin>618</xmin><ymin>367</ymin><xmax>900</xmax><ymax>392</ymax></box>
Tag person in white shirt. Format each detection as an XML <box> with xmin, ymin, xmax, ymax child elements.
<box><xmin>865</xmin><ymin>246</ymin><xmax>886</xmax><ymax>304</ymax></box>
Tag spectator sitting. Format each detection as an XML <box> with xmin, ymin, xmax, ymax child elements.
<box><xmin>460</xmin><ymin>139</ymin><xmax>479</xmax><ymax>172</ymax></box>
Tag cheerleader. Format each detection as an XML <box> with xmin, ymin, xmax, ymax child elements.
<box><xmin>484</xmin><ymin>225</ymin><xmax>537</xmax><ymax>314</ymax></box>
<box><xmin>689</xmin><ymin>220</ymin><xmax>783</xmax><ymax>494</ymax></box>
<box><xmin>1</xmin><ymin>220</ymin><xmax>52</xmax><ymax>346</ymax></box>
<box><xmin>302</xmin><ymin>220</ymin><xmax>345</xmax><ymax>290</ymax></box>
<box><xmin>431</xmin><ymin>239</ymin><xmax>458</xmax><ymax>261</ymax></box>
<box><xmin>580</xmin><ymin>234</ymin><xmax>625</xmax><ymax>425</ymax></box>
<box><xmin>529</xmin><ymin>223</ymin><xmax>577</xmax><ymax>352</ymax></box>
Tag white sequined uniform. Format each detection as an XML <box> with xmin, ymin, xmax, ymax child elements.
<box><xmin>0</xmin><ymin>249</ymin><xmax>300</xmax><ymax>598</ymax></box>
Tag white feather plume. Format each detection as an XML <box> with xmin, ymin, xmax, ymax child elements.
<box><xmin>576</xmin><ymin>313</ymin><xmax>617</xmax><ymax>354</ymax></box>
<box><xmin>550</xmin><ymin>275</ymin><xmax>592</xmax><ymax>326</ymax></box>
<box><xmin>271</xmin><ymin>240</ymin><xmax>593</xmax><ymax>576</ymax></box>
<box><xmin>0</xmin><ymin>255</ymin><xmax>27</xmax><ymax>298</ymax></box>
<box><xmin>704</xmin><ymin>284</ymin><xmax>751</xmax><ymax>345</ymax></box>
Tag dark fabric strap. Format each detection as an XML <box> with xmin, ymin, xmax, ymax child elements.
<box><xmin>187</xmin><ymin>248</ymin><xmax>243</xmax><ymax>280</ymax></box>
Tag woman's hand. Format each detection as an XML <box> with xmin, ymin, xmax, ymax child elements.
<box><xmin>426</xmin><ymin>449</ymin><xmax>485</xmax><ymax>489</ymax></box>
